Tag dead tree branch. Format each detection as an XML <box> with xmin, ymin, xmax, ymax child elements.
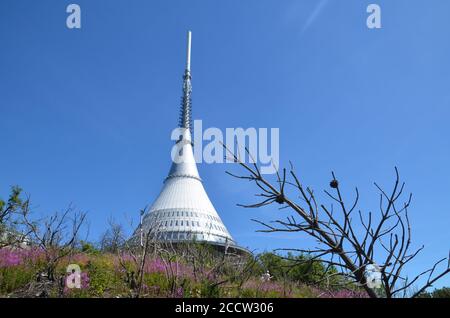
<box><xmin>224</xmin><ymin>145</ymin><xmax>449</xmax><ymax>298</ymax></box>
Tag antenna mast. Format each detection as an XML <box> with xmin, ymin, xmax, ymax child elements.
<box><xmin>179</xmin><ymin>31</ymin><xmax>192</xmax><ymax>131</ymax></box>
<box><xmin>186</xmin><ymin>30</ymin><xmax>192</xmax><ymax>72</ymax></box>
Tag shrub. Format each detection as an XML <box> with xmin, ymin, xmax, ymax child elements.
<box><xmin>0</xmin><ymin>266</ymin><xmax>34</xmax><ymax>294</ymax></box>
<box><xmin>85</xmin><ymin>255</ymin><xmax>126</xmax><ymax>297</ymax></box>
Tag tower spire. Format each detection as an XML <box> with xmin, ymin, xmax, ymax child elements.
<box><xmin>186</xmin><ymin>30</ymin><xmax>192</xmax><ymax>72</ymax></box>
<box><xmin>136</xmin><ymin>31</ymin><xmax>248</xmax><ymax>255</ymax></box>
<box><xmin>179</xmin><ymin>30</ymin><xmax>192</xmax><ymax>131</ymax></box>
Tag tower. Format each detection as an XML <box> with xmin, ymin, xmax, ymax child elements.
<box><xmin>140</xmin><ymin>31</ymin><xmax>245</xmax><ymax>253</ymax></box>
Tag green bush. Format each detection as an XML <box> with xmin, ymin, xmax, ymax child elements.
<box><xmin>0</xmin><ymin>266</ymin><xmax>34</xmax><ymax>294</ymax></box>
<box><xmin>85</xmin><ymin>256</ymin><xmax>126</xmax><ymax>297</ymax></box>
<box><xmin>80</xmin><ymin>241</ymin><xmax>100</xmax><ymax>255</ymax></box>
<box><xmin>257</xmin><ymin>252</ymin><xmax>340</xmax><ymax>287</ymax></box>
<box><xmin>419</xmin><ymin>287</ymin><xmax>450</xmax><ymax>298</ymax></box>
<box><xmin>143</xmin><ymin>272</ymin><xmax>169</xmax><ymax>296</ymax></box>
<box><xmin>199</xmin><ymin>280</ymin><xmax>221</xmax><ymax>298</ymax></box>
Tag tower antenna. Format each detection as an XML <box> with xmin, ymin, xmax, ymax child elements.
<box><xmin>179</xmin><ymin>30</ymin><xmax>192</xmax><ymax>131</ymax></box>
<box><xmin>186</xmin><ymin>30</ymin><xmax>192</xmax><ymax>72</ymax></box>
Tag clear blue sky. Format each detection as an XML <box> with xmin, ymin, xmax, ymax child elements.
<box><xmin>1</xmin><ymin>0</ymin><xmax>449</xmax><ymax>289</ymax></box>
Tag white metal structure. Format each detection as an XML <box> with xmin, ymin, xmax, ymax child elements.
<box><xmin>140</xmin><ymin>31</ymin><xmax>238</xmax><ymax>248</ymax></box>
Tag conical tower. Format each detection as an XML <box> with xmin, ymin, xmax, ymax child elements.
<box><xmin>140</xmin><ymin>31</ymin><xmax>243</xmax><ymax>251</ymax></box>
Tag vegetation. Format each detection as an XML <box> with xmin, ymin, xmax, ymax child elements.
<box><xmin>0</xmin><ymin>185</ymin><xmax>448</xmax><ymax>298</ymax></box>
<box><xmin>0</xmin><ymin>245</ymin><xmax>369</xmax><ymax>298</ymax></box>
<box><xmin>418</xmin><ymin>287</ymin><xmax>450</xmax><ymax>298</ymax></box>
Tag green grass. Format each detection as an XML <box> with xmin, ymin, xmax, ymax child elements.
<box><xmin>0</xmin><ymin>249</ymin><xmax>369</xmax><ymax>298</ymax></box>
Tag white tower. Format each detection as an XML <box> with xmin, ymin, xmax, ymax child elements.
<box><xmin>140</xmin><ymin>31</ymin><xmax>242</xmax><ymax>251</ymax></box>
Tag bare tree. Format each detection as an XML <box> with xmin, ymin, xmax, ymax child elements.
<box><xmin>117</xmin><ymin>205</ymin><xmax>257</xmax><ymax>298</ymax></box>
<box><xmin>224</xmin><ymin>146</ymin><xmax>450</xmax><ymax>298</ymax></box>
<box><xmin>157</xmin><ymin>240</ymin><xmax>185</xmax><ymax>297</ymax></box>
<box><xmin>155</xmin><ymin>238</ymin><xmax>257</xmax><ymax>297</ymax></box>
<box><xmin>22</xmin><ymin>203</ymin><xmax>87</xmax><ymax>283</ymax></box>
<box><xmin>180</xmin><ymin>242</ymin><xmax>255</xmax><ymax>296</ymax></box>
<box><xmin>99</xmin><ymin>217</ymin><xmax>126</xmax><ymax>253</ymax></box>
<box><xmin>220</xmin><ymin>251</ymin><xmax>259</xmax><ymax>296</ymax></box>
<box><xmin>117</xmin><ymin>206</ymin><xmax>161</xmax><ymax>298</ymax></box>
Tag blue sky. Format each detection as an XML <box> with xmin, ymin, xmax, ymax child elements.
<box><xmin>1</xmin><ymin>0</ymin><xmax>449</xmax><ymax>289</ymax></box>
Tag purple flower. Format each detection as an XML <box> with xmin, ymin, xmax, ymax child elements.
<box><xmin>171</xmin><ymin>287</ymin><xmax>184</xmax><ymax>298</ymax></box>
<box><xmin>69</xmin><ymin>253</ymin><xmax>90</xmax><ymax>266</ymax></box>
<box><xmin>312</xmin><ymin>286</ymin><xmax>368</xmax><ymax>298</ymax></box>
<box><xmin>145</xmin><ymin>258</ymin><xmax>166</xmax><ymax>273</ymax></box>
<box><xmin>80</xmin><ymin>271</ymin><xmax>90</xmax><ymax>289</ymax></box>
<box><xmin>0</xmin><ymin>247</ymin><xmax>44</xmax><ymax>267</ymax></box>
<box><xmin>0</xmin><ymin>249</ymin><xmax>21</xmax><ymax>267</ymax></box>
<box><xmin>242</xmin><ymin>279</ymin><xmax>285</xmax><ymax>296</ymax></box>
<box><xmin>143</xmin><ymin>258</ymin><xmax>194</xmax><ymax>279</ymax></box>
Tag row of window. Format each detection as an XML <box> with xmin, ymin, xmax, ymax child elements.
<box><xmin>154</xmin><ymin>231</ymin><xmax>230</xmax><ymax>243</ymax></box>
<box><xmin>151</xmin><ymin>219</ymin><xmax>227</xmax><ymax>233</ymax></box>
<box><xmin>148</xmin><ymin>210</ymin><xmax>222</xmax><ymax>223</ymax></box>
